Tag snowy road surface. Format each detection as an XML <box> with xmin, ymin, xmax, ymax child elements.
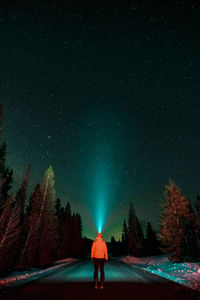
<box><xmin>1</xmin><ymin>259</ymin><xmax>199</xmax><ymax>300</ymax></box>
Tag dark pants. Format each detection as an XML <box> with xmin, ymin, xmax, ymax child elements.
<box><xmin>93</xmin><ymin>258</ymin><xmax>105</xmax><ymax>283</ymax></box>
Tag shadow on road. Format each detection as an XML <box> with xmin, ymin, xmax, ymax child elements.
<box><xmin>1</xmin><ymin>281</ymin><xmax>199</xmax><ymax>300</ymax></box>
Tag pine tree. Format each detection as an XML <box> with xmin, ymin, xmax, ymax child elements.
<box><xmin>195</xmin><ymin>195</ymin><xmax>200</xmax><ymax>246</ymax></box>
<box><xmin>70</xmin><ymin>213</ymin><xmax>83</xmax><ymax>257</ymax></box>
<box><xmin>122</xmin><ymin>219</ymin><xmax>128</xmax><ymax>254</ymax></box>
<box><xmin>39</xmin><ymin>165</ymin><xmax>58</xmax><ymax>265</ymax></box>
<box><xmin>14</xmin><ymin>164</ymin><xmax>31</xmax><ymax>268</ymax></box>
<box><xmin>196</xmin><ymin>195</ymin><xmax>200</xmax><ymax>220</ymax></box>
<box><xmin>55</xmin><ymin>198</ymin><xmax>61</xmax><ymax>217</ymax></box>
<box><xmin>0</xmin><ymin>103</ymin><xmax>3</xmax><ymax>135</ymax></box>
<box><xmin>65</xmin><ymin>201</ymin><xmax>71</xmax><ymax>216</ymax></box>
<box><xmin>0</xmin><ymin>168</ymin><xmax>13</xmax><ymax>209</ymax></box>
<box><xmin>159</xmin><ymin>179</ymin><xmax>199</xmax><ymax>262</ymax></box>
<box><xmin>128</xmin><ymin>202</ymin><xmax>144</xmax><ymax>256</ymax></box>
<box><xmin>128</xmin><ymin>202</ymin><xmax>137</xmax><ymax>256</ymax></box>
<box><xmin>0</xmin><ymin>105</ymin><xmax>13</xmax><ymax>209</ymax></box>
<box><xmin>0</xmin><ymin>194</ymin><xmax>21</xmax><ymax>273</ymax></box>
<box><xmin>15</xmin><ymin>164</ymin><xmax>31</xmax><ymax>224</ymax></box>
<box><xmin>18</xmin><ymin>184</ymin><xmax>43</xmax><ymax>267</ymax></box>
<box><xmin>0</xmin><ymin>195</ymin><xmax>13</xmax><ymax>242</ymax></box>
<box><xmin>0</xmin><ymin>103</ymin><xmax>6</xmax><ymax>189</ymax></box>
<box><xmin>144</xmin><ymin>222</ymin><xmax>160</xmax><ymax>256</ymax></box>
<box><xmin>135</xmin><ymin>215</ymin><xmax>145</xmax><ymax>256</ymax></box>
<box><xmin>76</xmin><ymin>213</ymin><xmax>83</xmax><ymax>257</ymax></box>
<box><xmin>179</xmin><ymin>201</ymin><xmax>199</xmax><ymax>261</ymax></box>
<box><xmin>0</xmin><ymin>142</ymin><xmax>7</xmax><ymax>182</ymax></box>
<box><xmin>57</xmin><ymin>201</ymin><xmax>72</xmax><ymax>259</ymax></box>
<box><xmin>110</xmin><ymin>236</ymin><xmax>117</xmax><ymax>256</ymax></box>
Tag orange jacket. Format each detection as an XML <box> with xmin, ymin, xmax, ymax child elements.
<box><xmin>91</xmin><ymin>236</ymin><xmax>108</xmax><ymax>260</ymax></box>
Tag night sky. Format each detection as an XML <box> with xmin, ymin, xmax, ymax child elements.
<box><xmin>1</xmin><ymin>1</ymin><xmax>200</xmax><ymax>242</ymax></box>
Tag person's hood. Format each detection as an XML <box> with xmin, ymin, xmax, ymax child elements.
<box><xmin>96</xmin><ymin>236</ymin><xmax>103</xmax><ymax>241</ymax></box>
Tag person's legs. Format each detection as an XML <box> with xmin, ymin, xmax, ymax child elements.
<box><xmin>99</xmin><ymin>258</ymin><xmax>105</xmax><ymax>285</ymax></box>
<box><xmin>94</xmin><ymin>258</ymin><xmax>99</xmax><ymax>283</ymax></box>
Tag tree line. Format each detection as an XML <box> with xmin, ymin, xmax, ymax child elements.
<box><xmin>110</xmin><ymin>180</ymin><xmax>200</xmax><ymax>263</ymax></box>
<box><xmin>0</xmin><ymin>103</ymin><xmax>86</xmax><ymax>275</ymax></box>
<box><xmin>110</xmin><ymin>203</ymin><xmax>161</xmax><ymax>258</ymax></box>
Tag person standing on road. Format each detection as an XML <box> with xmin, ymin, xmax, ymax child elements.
<box><xmin>91</xmin><ymin>232</ymin><xmax>108</xmax><ymax>289</ymax></box>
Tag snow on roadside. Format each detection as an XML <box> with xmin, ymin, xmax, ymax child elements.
<box><xmin>53</xmin><ymin>258</ymin><xmax>78</xmax><ymax>264</ymax></box>
<box><xmin>119</xmin><ymin>255</ymin><xmax>200</xmax><ymax>291</ymax></box>
<box><xmin>0</xmin><ymin>258</ymin><xmax>78</xmax><ymax>291</ymax></box>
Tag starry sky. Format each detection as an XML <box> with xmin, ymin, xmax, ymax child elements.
<box><xmin>1</xmin><ymin>1</ymin><xmax>200</xmax><ymax>242</ymax></box>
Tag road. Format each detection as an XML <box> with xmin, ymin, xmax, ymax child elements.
<box><xmin>1</xmin><ymin>259</ymin><xmax>199</xmax><ymax>300</ymax></box>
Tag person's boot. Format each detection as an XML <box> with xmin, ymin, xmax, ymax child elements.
<box><xmin>100</xmin><ymin>281</ymin><xmax>105</xmax><ymax>289</ymax></box>
<box><xmin>94</xmin><ymin>280</ymin><xmax>98</xmax><ymax>289</ymax></box>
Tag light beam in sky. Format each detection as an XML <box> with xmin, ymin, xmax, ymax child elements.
<box><xmin>78</xmin><ymin>107</ymin><xmax>131</xmax><ymax>239</ymax></box>
<box><xmin>92</xmin><ymin>142</ymin><xmax>113</xmax><ymax>233</ymax></box>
